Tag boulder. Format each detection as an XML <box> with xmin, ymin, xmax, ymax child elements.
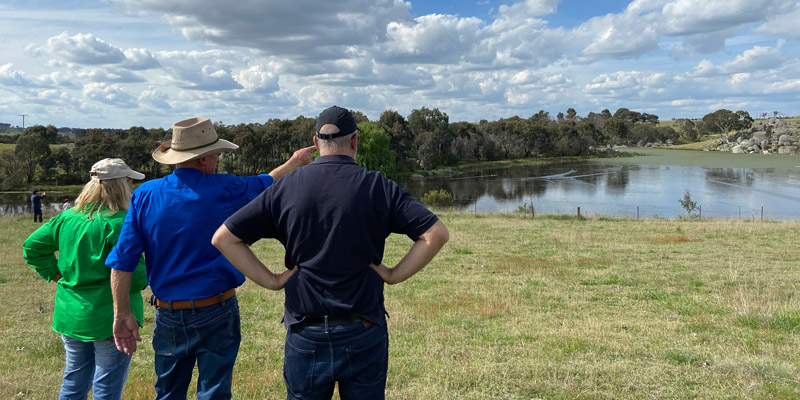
<box><xmin>778</xmin><ymin>146</ymin><xmax>798</xmax><ymax>154</ymax></box>
<box><xmin>779</xmin><ymin>134</ymin><xmax>795</xmax><ymax>146</ymax></box>
<box><xmin>732</xmin><ymin>145</ymin><xmax>745</xmax><ymax>154</ymax></box>
<box><xmin>752</xmin><ymin>131</ymin><xmax>767</xmax><ymax>142</ymax></box>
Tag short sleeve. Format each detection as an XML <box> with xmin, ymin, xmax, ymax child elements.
<box><xmin>224</xmin><ymin>189</ymin><xmax>278</xmax><ymax>245</ymax></box>
<box><xmin>387</xmin><ymin>181</ymin><xmax>439</xmax><ymax>241</ymax></box>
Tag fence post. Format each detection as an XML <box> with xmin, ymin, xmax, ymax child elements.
<box><xmin>577</xmin><ymin>207</ymin><xmax>581</xmax><ymax>217</ymax></box>
<box><xmin>637</xmin><ymin>206</ymin><xmax>639</xmax><ymax>220</ymax></box>
<box><xmin>699</xmin><ymin>205</ymin><xmax>702</xmax><ymax>219</ymax></box>
<box><xmin>761</xmin><ymin>206</ymin><xmax>763</xmax><ymax>221</ymax></box>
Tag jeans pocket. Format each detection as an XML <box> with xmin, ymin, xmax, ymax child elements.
<box><xmin>345</xmin><ymin>331</ymin><xmax>388</xmax><ymax>385</ymax></box>
<box><xmin>284</xmin><ymin>339</ymin><xmax>316</xmax><ymax>395</ymax></box>
<box><xmin>192</xmin><ymin>310</ymin><xmax>238</xmax><ymax>355</ymax></box>
<box><xmin>152</xmin><ymin>317</ymin><xmax>177</xmax><ymax>356</ymax></box>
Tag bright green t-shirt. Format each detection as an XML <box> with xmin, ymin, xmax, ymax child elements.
<box><xmin>22</xmin><ymin>207</ymin><xmax>147</xmax><ymax>341</ymax></box>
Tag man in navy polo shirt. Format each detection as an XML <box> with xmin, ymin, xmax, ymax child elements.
<box><xmin>212</xmin><ymin>106</ymin><xmax>449</xmax><ymax>399</ymax></box>
<box><xmin>107</xmin><ymin>117</ymin><xmax>313</xmax><ymax>399</ymax></box>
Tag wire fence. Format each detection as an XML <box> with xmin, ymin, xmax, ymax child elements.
<box><xmin>449</xmin><ymin>199</ymin><xmax>795</xmax><ymax>221</ymax></box>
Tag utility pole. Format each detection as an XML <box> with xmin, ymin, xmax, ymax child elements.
<box><xmin>18</xmin><ymin>113</ymin><xmax>28</xmax><ymax>130</ymax></box>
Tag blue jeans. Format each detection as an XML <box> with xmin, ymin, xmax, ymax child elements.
<box><xmin>284</xmin><ymin>320</ymin><xmax>388</xmax><ymax>400</ymax></box>
<box><xmin>58</xmin><ymin>335</ymin><xmax>131</xmax><ymax>400</ymax></box>
<box><xmin>152</xmin><ymin>296</ymin><xmax>240</xmax><ymax>400</ymax></box>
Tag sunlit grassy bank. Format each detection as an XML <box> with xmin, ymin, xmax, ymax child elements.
<box><xmin>1</xmin><ymin>212</ymin><xmax>799</xmax><ymax>399</ymax></box>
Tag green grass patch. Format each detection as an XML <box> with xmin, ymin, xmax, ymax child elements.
<box><xmin>769</xmin><ymin>311</ymin><xmax>800</xmax><ymax>333</ymax></box>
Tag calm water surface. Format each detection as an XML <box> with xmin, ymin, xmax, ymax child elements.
<box><xmin>398</xmin><ymin>149</ymin><xmax>800</xmax><ymax>219</ymax></box>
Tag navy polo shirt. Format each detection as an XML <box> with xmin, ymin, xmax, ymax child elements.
<box><xmin>224</xmin><ymin>155</ymin><xmax>438</xmax><ymax>327</ymax></box>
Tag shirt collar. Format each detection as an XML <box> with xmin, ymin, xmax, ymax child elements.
<box><xmin>312</xmin><ymin>155</ymin><xmax>357</xmax><ymax>165</ymax></box>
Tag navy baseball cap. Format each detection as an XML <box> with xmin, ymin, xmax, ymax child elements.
<box><xmin>315</xmin><ymin>106</ymin><xmax>358</xmax><ymax>140</ymax></box>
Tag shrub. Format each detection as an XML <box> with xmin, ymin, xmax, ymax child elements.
<box><xmin>422</xmin><ymin>189</ymin><xmax>453</xmax><ymax>207</ymax></box>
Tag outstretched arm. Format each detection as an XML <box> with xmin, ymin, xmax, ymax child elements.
<box><xmin>269</xmin><ymin>145</ymin><xmax>316</xmax><ymax>180</ymax></box>
<box><xmin>370</xmin><ymin>220</ymin><xmax>449</xmax><ymax>285</ymax></box>
<box><xmin>212</xmin><ymin>224</ymin><xmax>297</xmax><ymax>290</ymax></box>
<box><xmin>111</xmin><ymin>269</ymin><xmax>140</xmax><ymax>355</ymax></box>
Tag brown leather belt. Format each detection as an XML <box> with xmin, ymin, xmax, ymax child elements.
<box><xmin>152</xmin><ymin>288</ymin><xmax>236</xmax><ymax>310</ymax></box>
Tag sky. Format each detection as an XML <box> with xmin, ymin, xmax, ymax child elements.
<box><xmin>0</xmin><ymin>0</ymin><xmax>799</xmax><ymax>129</ymax></box>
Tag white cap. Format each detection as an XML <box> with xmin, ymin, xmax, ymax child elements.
<box><xmin>90</xmin><ymin>158</ymin><xmax>145</xmax><ymax>182</ymax></box>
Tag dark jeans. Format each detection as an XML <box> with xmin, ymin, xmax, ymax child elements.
<box><xmin>284</xmin><ymin>320</ymin><xmax>388</xmax><ymax>400</ymax></box>
<box><xmin>33</xmin><ymin>208</ymin><xmax>42</xmax><ymax>222</ymax></box>
<box><xmin>152</xmin><ymin>296</ymin><xmax>240</xmax><ymax>400</ymax></box>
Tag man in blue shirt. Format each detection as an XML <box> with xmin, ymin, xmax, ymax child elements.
<box><xmin>30</xmin><ymin>190</ymin><xmax>46</xmax><ymax>222</ymax></box>
<box><xmin>212</xmin><ymin>106</ymin><xmax>449</xmax><ymax>399</ymax></box>
<box><xmin>107</xmin><ymin>117</ymin><xmax>313</xmax><ymax>399</ymax></box>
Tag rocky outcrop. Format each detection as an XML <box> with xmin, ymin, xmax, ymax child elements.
<box><xmin>707</xmin><ymin>118</ymin><xmax>800</xmax><ymax>154</ymax></box>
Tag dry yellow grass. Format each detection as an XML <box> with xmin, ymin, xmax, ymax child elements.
<box><xmin>2</xmin><ymin>213</ymin><xmax>799</xmax><ymax>399</ymax></box>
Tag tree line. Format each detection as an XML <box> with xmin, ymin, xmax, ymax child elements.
<box><xmin>0</xmin><ymin>107</ymin><xmax>751</xmax><ymax>189</ymax></box>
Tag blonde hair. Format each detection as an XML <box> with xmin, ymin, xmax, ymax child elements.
<box><xmin>74</xmin><ymin>177</ymin><xmax>133</xmax><ymax>219</ymax></box>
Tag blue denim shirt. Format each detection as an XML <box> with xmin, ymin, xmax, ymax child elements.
<box><xmin>106</xmin><ymin>168</ymin><xmax>273</xmax><ymax>300</ymax></box>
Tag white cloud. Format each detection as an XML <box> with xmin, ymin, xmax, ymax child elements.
<box><xmin>497</xmin><ymin>0</ymin><xmax>560</xmax><ymax>17</ymax></box>
<box><xmin>689</xmin><ymin>44</ymin><xmax>787</xmax><ymax>77</ymax></box>
<box><xmin>2</xmin><ymin>0</ymin><xmax>800</xmax><ymax>127</ymax></box>
<box><xmin>382</xmin><ymin>14</ymin><xmax>483</xmax><ymax>64</ymax></box>
<box><xmin>234</xmin><ymin>65</ymin><xmax>279</xmax><ymax>93</ymax></box>
<box><xmin>0</xmin><ymin>63</ymin><xmax>40</xmax><ymax>87</ymax></box>
<box><xmin>107</xmin><ymin>0</ymin><xmax>413</xmax><ymax>60</ymax></box>
<box><xmin>77</xmin><ymin>67</ymin><xmax>145</xmax><ymax>83</ymax></box>
<box><xmin>756</xmin><ymin>8</ymin><xmax>800</xmax><ymax>38</ymax></box>
<box><xmin>25</xmin><ymin>32</ymin><xmax>126</xmax><ymax>65</ymax></box>
<box><xmin>138</xmin><ymin>86</ymin><xmax>171</xmax><ymax>110</ymax></box>
<box><xmin>661</xmin><ymin>0</ymin><xmax>774</xmax><ymax>36</ymax></box>
<box><xmin>157</xmin><ymin>50</ymin><xmax>244</xmax><ymax>90</ymax></box>
<box><xmin>572</xmin><ymin>13</ymin><xmax>661</xmax><ymax>63</ymax></box>
<box><xmin>122</xmin><ymin>48</ymin><xmax>161</xmax><ymax>70</ymax></box>
<box><xmin>479</xmin><ymin>13</ymin><xmax>567</xmax><ymax>68</ymax></box>
<box><xmin>81</xmin><ymin>82</ymin><xmax>137</xmax><ymax>107</ymax></box>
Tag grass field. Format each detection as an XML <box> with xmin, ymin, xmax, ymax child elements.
<box><xmin>1</xmin><ymin>213</ymin><xmax>799</xmax><ymax>399</ymax></box>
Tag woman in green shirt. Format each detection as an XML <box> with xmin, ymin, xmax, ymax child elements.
<box><xmin>23</xmin><ymin>158</ymin><xmax>147</xmax><ymax>400</ymax></box>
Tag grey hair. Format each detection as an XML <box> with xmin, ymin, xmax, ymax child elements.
<box><xmin>317</xmin><ymin>123</ymin><xmax>356</xmax><ymax>152</ymax></box>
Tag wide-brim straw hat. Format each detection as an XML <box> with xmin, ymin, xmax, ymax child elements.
<box><xmin>152</xmin><ymin>117</ymin><xmax>238</xmax><ymax>164</ymax></box>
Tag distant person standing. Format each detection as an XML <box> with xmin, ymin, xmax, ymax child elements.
<box><xmin>31</xmin><ymin>190</ymin><xmax>46</xmax><ymax>222</ymax></box>
<box><xmin>62</xmin><ymin>199</ymin><xmax>73</xmax><ymax>211</ymax></box>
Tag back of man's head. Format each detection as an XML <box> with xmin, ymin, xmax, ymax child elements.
<box><xmin>315</xmin><ymin>106</ymin><xmax>358</xmax><ymax>155</ymax></box>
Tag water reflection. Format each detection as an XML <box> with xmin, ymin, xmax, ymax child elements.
<box><xmin>398</xmin><ymin>161</ymin><xmax>800</xmax><ymax>219</ymax></box>
<box><xmin>0</xmin><ymin>193</ymin><xmax>69</xmax><ymax>217</ymax></box>
<box><xmin>3</xmin><ymin>160</ymin><xmax>800</xmax><ymax>219</ymax></box>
